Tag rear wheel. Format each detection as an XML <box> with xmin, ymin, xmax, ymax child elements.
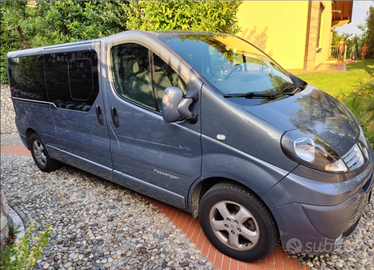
<box><xmin>30</xmin><ymin>133</ymin><xmax>61</xmax><ymax>172</ymax></box>
<box><xmin>198</xmin><ymin>183</ymin><xmax>278</xmax><ymax>262</ymax></box>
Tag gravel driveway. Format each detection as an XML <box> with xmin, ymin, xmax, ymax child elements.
<box><xmin>1</xmin><ymin>84</ymin><xmax>374</xmax><ymax>270</ymax></box>
<box><xmin>1</xmin><ymin>153</ymin><xmax>214</xmax><ymax>270</ymax></box>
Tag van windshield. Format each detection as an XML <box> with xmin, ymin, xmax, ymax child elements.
<box><xmin>158</xmin><ymin>34</ymin><xmax>295</xmax><ymax>100</ymax></box>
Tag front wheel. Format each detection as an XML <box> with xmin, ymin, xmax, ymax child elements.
<box><xmin>198</xmin><ymin>183</ymin><xmax>278</xmax><ymax>262</ymax></box>
<box><xmin>30</xmin><ymin>133</ymin><xmax>61</xmax><ymax>172</ymax></box>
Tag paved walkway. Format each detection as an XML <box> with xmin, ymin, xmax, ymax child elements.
<box><xmin>288</xmin><ymin>59</ymin><xmax>351</xmax><ymax>74</ymax></box>
<box><xmin>1</xmin><ymin>144</ymin><xmax>308</xmax><ymax>270</ymax></box>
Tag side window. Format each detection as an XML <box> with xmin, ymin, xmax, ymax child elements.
<box><xmin>8</xmin><ymin>55</ymin><xmax>47</xmax><ymax>101</ymax></box>
<box><xmin>153</xmin><ymin>54</ymin><xmax>187</xmax><ymax>111</ymax></box>
<box><xmin>111</xmin><ymin>43</ymin><xmax>155</xmax><ymax>110</ymax></box>
<box><xmin>69</xmin><ymin>58</ymin><xmax>93</xmax><ymax>101</ymax></box>
<box><xmin>44</xmin><ymin>50</ymin><xmax>99</xmax><ymax>111</ymax></box>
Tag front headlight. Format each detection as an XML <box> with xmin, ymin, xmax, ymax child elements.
<box><xmin>282</xmin><ymin>130</ymin><xmax>348</xmax><ymax>173</ymax></box>
<box><xmin>358</xmin><ymin>126</ymin><xmax>369</xmax><ymax>159</ymax></box>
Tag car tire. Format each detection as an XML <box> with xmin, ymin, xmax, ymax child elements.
<box><xmin>30</xmin><ymin>133</ymin><xmax>61</xmax><ymax>172</ymax></box>
<box><xmin>198</xmin><ymin>183</ymin><xmax>278</xmax><ymax>262</ymax></box>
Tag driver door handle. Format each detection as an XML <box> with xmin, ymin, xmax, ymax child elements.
<box><xmin>111</xmin><ymin>106</ymin><xmax>119</xmax><ymax>128</ymax></box>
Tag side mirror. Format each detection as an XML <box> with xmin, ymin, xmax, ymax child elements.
<box><xmin>162</xmin><ymin>87</ymin><xmax>198</xmax><ymax>124</ymax></box>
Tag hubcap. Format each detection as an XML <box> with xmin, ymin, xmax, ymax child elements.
<box><xmin>33</xmin><ymin>140</ymin><xmax>47</xmax><ymax>166</ymax></box>
<box><xmin>209</xmin><ymin>200</ymin><xmax>259</xmax><ymax>251</ymax></box>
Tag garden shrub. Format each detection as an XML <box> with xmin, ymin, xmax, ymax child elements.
<box><xmin>0</xmin><ymin>222</ymin><xmax>52</xmax><ymax>270</ymax></box>
<box><xmin>341</xmin><ymin>92</ymin><xmax>374</xmax><ymax>148</ymax></box>
<box><xmin>125</xmin><ymin>1</ymin><xmax>242</xmax><ymax>34</ymax></box>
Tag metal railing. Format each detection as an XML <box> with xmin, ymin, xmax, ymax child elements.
<box><xmin>329</xmin><ymin>45</ymin><xmax>347</xmax><ymax>62</ymax></box>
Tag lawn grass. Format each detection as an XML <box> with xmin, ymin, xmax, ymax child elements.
<box><xmin>294</xmin><ymin>59</ymin><xmax>374</xmax><ymax>97</ymax></box>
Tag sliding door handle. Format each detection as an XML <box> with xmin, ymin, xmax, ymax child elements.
<box><xmin>95</xmin><ymin>105</ymin><xmax>104</xmax><ymax>125</ymax></box>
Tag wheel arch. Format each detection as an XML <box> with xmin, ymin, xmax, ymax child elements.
<box><xmin>25</xmin><ymin>128</ymin><xmax>38</xmax><ymax>150</ymax></box>
<box><xmin>189</xmin><ymin>177</ymin><xmax>276</xmax><ymax>224</ymax></box>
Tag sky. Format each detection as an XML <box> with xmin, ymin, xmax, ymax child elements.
<box><xmin>335</xmin><ymin>1</ymin><xmax>373</xmax><ymax>35</ymax></box>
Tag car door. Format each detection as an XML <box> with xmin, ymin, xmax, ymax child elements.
<box><xmin>103</xmin><ymin>38</ymin><xmax>202</xmax><ymax>209</ymax></box>
<box><xmin>44</xmin><ymin>42</ymin><xmax>112</xmax><ymax>179</ymax></box>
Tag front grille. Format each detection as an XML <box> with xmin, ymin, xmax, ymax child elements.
<box><xmin>342</xmin><ymin>144</ymin><xmax>364</xmax><ymax>171</ymax></box>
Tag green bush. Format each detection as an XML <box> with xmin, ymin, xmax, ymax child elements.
<box><xmin>341</xmin><ymin>93</ymin><xmax>374</xmax><ymax>148</ymax></box>
<box><xmin>0</xmin><ymin>222</ymin><xmax>52</xmax><ymax>270</ymax></box>
<box><xmin>353</xmin><ymin>74</ymin><xmax>374</xmax><ymax>98</ymax></box>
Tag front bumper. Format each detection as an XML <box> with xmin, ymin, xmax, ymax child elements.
<box><xmin>273</xmin><ymin>173</ymin><xmax>372</xmax><ymax>254</ymax></box>
<box><xmin>262</xmin><ymin>150</ymin><xmax>374</xmax><ymax>255</ymax></box>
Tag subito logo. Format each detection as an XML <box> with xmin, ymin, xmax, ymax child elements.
<box><xmin>286</xmin><ymin>238</ymin><xmax>302</xmax><ymax>254</ymax></box>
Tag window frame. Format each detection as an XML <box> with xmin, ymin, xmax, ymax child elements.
<box><xmin>316</xmin><ymin>3</ymin><xmax>325</xmax><ymax>49</ymax></box>
<box><xmin>68</xmin><ymin>58</ymin><xmax>94</xmax><ymax>102</ymax></box>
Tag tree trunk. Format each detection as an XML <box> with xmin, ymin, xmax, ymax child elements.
<box><xmin>355</xmin><ymin>40</ymin><xmax>360</xmax><ymax>57</ymax></box>
<box><xmin>17</xmin><ymin>26</ymin><xmax>29</xmax><ymax>49</ymax></box>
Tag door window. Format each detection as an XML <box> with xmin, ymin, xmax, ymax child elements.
<box><xmin>153</xmin><ymin>54</ymin><xmax>187</xmax><ymax>109</ymax></box>
<box><xmin>111</xmin><ymin>43</ymin><xmax>155</xmax><ymax>110</ymax></box>
<box><xmin>111</xmin><ymin>43</ymin><xmax>187</xmax><ymax>112</ymax></box>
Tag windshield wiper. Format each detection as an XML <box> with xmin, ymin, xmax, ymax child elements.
<box><xmin>224</xmin><ymin>85</ymin><xmax>301</xmax><ymax>99</ymax></box>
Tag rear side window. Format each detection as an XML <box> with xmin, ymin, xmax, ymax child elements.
<box><xmin>44</xmin><ymin>50</ymin><xmax>99</xmax><ymax>111</ymax></box>
<box><xmin>8</xmin><ymin>55</ymin><xmax>47</xmax><ymax>101</ymax></box>
<box><xmin>68</xmin><ymin>58</ymin><xmax>93</xmax><ymax>101</ymax></box>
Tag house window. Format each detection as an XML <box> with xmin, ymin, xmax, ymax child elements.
<box><xmin>317</xmin><ymin>3</ymin><xmax>325</xmax><ymax>49</ymax></box>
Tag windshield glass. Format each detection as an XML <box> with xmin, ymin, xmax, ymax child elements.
<box><xmin>158</xmin><ymin>34</ymin><xmax>295</xmax><ymax>100</ymax></box>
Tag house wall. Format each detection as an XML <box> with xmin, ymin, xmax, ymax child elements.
<box><xmin>315</xmin><ymin>1</ymin><xmax>333</xmax><ymax>67</ymax></box>
<box><xmin>237</xmin><ymin>1</ymin><xmax>309</xmax><ymax>70</ymax></box>
<box><xmin>305</xmin><ymin>1</ymin><xmax>333</xmax><ymax>70</ymax></box>
<box><xmin>237</xmin><ymin>1</ymin><xmax>334</xmax><ymax>71</ymax></box>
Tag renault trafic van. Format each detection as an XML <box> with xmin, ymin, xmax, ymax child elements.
<box><xmin>7</xmin><ymin>31</ymin><xmax>374</xmax><ymax>262</ymax></box>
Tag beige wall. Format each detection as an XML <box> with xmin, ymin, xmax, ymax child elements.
<box><xmin>237</xmin><ymin>1</ymin><xmax>309</xmax><ymax>70</ymax></box>
<box><xmin>237</xmin><ymin>1</ymin><xmax>335</xmax><ymax>71</ymax></box>
<box><xmin>314</xmin><ymin>1</ymin><xmax>333</xmax><ymax>68</ymax></box>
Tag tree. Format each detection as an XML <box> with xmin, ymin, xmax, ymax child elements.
<box><xmin>1</xmin><ymin>0</ymin><xmax>242</xmax><ymax>84</ymax></box>
<box><xmin>1</xmin><ymin>1</ymin><xmax>129</xmax><ymax>83</ymax></box>
<box><xmin>365</xmin><ymin>5</ymin><xmax>374</xmax><ymax>58</ymax></box>
<box><xmin>0</xmin><ymin>1</ymin><xmax>32</xmax><ymax>83</ymax></box>
<box><xmin>125</xmin><ymin>1</ymin><xmax>242</xmax><ymax>34</ymax></box>
<box><xmin>26</xmin><ymin>1</ymin><xmax>129</xmax><ymax>47</ymax></box>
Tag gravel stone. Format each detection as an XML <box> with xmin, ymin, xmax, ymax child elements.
<box><xmin>1</xmin><ymin>151</ymin><xmax>216</xmax><ymax>269</ymax></box>
<box><xmin>1</xmin><ymin>84</ymin><xmax>17</xmax><ymax>135</ymax></box>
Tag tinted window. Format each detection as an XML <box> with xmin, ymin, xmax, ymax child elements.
<box><xmin>69</xmin><ymin>58</ymin><xmax>93</xmax><ymax>101</ymax></box>
<box><xmin>8</xmin><ymin>55</ymin><xmax>47</xmax><ymax>101</ymax></box>
<box><xmin>44</xmin><ymin>50</ymin><xmax>99</xmax><ymax>111</ymax></box>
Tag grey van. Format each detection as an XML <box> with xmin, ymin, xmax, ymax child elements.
<box><xmin>7</xmin><ymin>30</ymin><xmax>374</xmax><ymax>262</ymax></box>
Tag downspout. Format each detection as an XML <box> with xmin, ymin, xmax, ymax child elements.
<box><xmin>303</xmin><ymin>0</ymin><xmax>312</xmax><ymax>71</ymax></box>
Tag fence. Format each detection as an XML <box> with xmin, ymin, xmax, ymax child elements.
<box><xmin>329</xmin><ymin>45</ymin><xmax>347</xmax><ymax>62</ymax></box>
